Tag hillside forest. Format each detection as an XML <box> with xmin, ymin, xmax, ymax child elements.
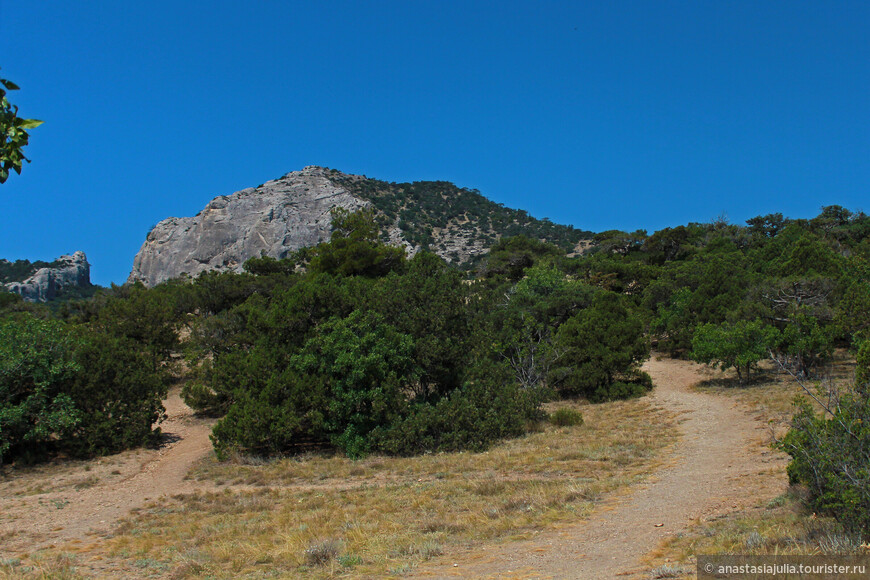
<box><xmin>2</xmin><ymin>205</ymin><xmax>870</xmax><ymax>538</ymax></box>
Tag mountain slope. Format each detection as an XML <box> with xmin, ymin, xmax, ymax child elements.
<box><xmin>128</xmin><ymin>166</ymin><xmax>592</xmax><ymax>287</ymax></box>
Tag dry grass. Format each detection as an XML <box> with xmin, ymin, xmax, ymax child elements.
<box><xmin>644</xmin><ymin>488</ymin><xmax>870</xmax><ymax>579</ymax></box>
<box><xmin>43</xmin><ymin>397</ymin><xmax>678</xmax><ymax>578</ymax></box>
<box><xmin>0</xmin><ymin>552</ymin><xmax>83</xmax><ymax>579</ymax></box>
<box><xmin>0</xmin><ymin>452</ymin><xmax>135</xmax><ymax>499</ymax></box>
<box><xmin>692</xmin><ymin>351</ymin><xmax>857</xmax><ymax>433</ymax></box>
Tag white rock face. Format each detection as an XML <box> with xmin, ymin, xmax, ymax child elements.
<box><xmin>4</xmin><ymin>251</ymin><xmax>91</xmax><ymax>302</ymax></box>
<box><xmin>128</xmin><ymin>166</ymin><xmax>372</xmax><ymax>287</ymax></box>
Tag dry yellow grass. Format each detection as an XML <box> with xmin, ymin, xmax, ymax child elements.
<box><xmin>13</xmin><ymin>397</ymin><xmax>677</xmax><ymax>579</ymax></box>
<box><xmin>692</xmin><ymin>352</ymin><xmax>857</xmax><ymax>431</ymax></box>
<box><xmin>643</xmin><ymin>489</ymin><xmax>869</xmax><ymax>580</ymax></box>
<box><xmin>0</xmin><ymin>552</ymin><xmax>81</xmax><ymax>580</ymax></box>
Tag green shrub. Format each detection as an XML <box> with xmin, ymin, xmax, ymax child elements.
<box><xmin>0</xmin><ymin>316</ymin><xmax>81</xmax><ymax>464</ymax></box>
<box><xmin>65</xmin><ymin>330</ymin><xmax>168</xmax><ymax>456</ymax></box>
<box><xmin>554</xmin><ymin>292</ymin><xmax>649</xmax><ymax>401</ymax></box>
<box><xmin>592</xmin><ymin>380</ymin><xmax>648</xmax><ymax>402</ymax></box>
<box><xmin>0</xmin><ymin>315</ymin><xmax>170</xmax><ymax>464</ymax></box>
<box><xmin>210</xmin><ymin>372</ymin><xmax>329</xmax><ymax>460</ymax></box>
<box><xmin>549</xmin><ymin>407</ymin><xmax>583</xmax><ymax>427</ymax></box>
<box><xmin>372</xmin><ymin>376</ymin><xmax>546</xmax><ymax>455</ymax></box>
<box><xmin>777</xmin><ymin>342</ymin><xmax>870</xmax><ymax>539</ymax></box>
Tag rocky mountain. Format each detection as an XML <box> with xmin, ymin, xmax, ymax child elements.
<box><xmin>129</xmin><ymin>166</ymin><xmax>592</xmax><ymax>287</ymax></box>
<box><xmin>3</xmin><ymin>251</ymin><xmax>92</xmax><ymax>302</ymax></box>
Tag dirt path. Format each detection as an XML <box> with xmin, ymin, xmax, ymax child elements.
<box><xmin>0</xmin><ymin>389</ymin><xmax>216</xmax><ymax>555</ymax></box>
<box><xmin>412</xmin><ymin>356</ymin><xmax>788</xmax><ymax>579</ymax></box>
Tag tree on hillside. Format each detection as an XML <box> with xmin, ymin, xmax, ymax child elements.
<box><xmin>483</xmin><ymin>235</ymin><xmax>563</xmax><ymax>281</ymax></box>
<box><xmin>1</xmin><ymin>69</ymin><xmax>42</xmax><ymax>184</ymax></box>
<box><xmin>308</xmin><ymin>208</ymin><xmax>406</xmax><ymax>277</ymax></box>
<box><xmin>746</xmin><ymin>213</ymin><xmax>788</xmax><ymax>241</ymax></box>
<box><xmin>591</xmin><ymin>229</ymin><xmax>647</xmax><ymax>256</ymax></box>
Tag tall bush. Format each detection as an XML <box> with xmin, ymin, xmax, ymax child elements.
<box><xmin>0</xmin><ymin>316</ymin><xmax>81</xmax><ymax>464</ymax></box>
<box><xmin>65</xmin><ymin>330</ymin><xmax>168</xmax><ymax>455</ymax></box>
<box><xmin>776</xmin><ymin>341</ymin><xmax>870</xmax><ymax>538</ymax></box>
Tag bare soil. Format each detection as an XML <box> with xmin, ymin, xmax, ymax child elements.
<box><xmin>411</xmin><ymin>356</ymin><xmax>788</xmax><ymax>579</ymax></box>
<box><xmin>0</xmin><ymin>388</ymin><xmax>216</xmax><ymax>556</ymax></box>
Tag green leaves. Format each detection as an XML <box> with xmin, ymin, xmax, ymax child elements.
<box><xmin>17</xmin><ymin>118</ymin><xmax>43</xmax><ymax>130</ymax></box>
<box><xmin>292</xmin><ymin>310</ymin><xmax>419</xmax><ymax>458</ymax></box>
<box><xmin>554</xmin><ymin>290</ymin><xmax>650</xmax><ymax>400</ymax></box>
<box><xmin>308</xmin><ymin>207</ymin><xmax>406</xmax><ymax>277</ymax></box>
<box><xmin>1</xmin><ymin>69</ymin><xmax>42</xmax><ymax>184</ymax></box>
<box><xmin>0</xmin><ymin>316</ymin><xmax>82</xmax><ymax>464</ymax></box>
<box><xmin>691</xmin><ymin>319</ymin><xmax>780</xmax><ymax>384</ymax></box>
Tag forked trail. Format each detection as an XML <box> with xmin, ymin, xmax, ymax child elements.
<box><xmin>412</xmin><ymin>356</ymin><xmax>788</xmax><ymax>579</ymax></box>
<box><xmin>0</xmin><ymin>358</ymin><xmax>787</xmax><ymax>578</ymax></box>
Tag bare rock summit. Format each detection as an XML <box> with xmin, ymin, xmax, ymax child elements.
<box><xmin>128</xmin><ymin>166</ymin><xmax>375</xmax><ymax>286</ymax></box>
<box><xmin>4</xmin><ymin>251</ymin><xmax>91</xmax><ymax>302</ymax></box>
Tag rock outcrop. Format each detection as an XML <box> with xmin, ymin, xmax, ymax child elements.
<box><xmin>4</xmin><ymin>251</ymin><xmax>91</xmax><ymax>302</ymax></box>
<box><xmin>129</xmin><ymin>167</ymin><xmax>399</xmax><ymax>286</ymax></box>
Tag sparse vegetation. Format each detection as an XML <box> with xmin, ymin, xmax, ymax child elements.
<box><xmin>0</xmin><ymin>258</ymin><xmax>61</xmax><ymax>284</ymax></box>
<box><xmin>329</xmin><ymin>173</ymin><xmax>593</xmax><ymax>261</ymax></box>
<box><xmin>95</xmin><ymin>397</ymin><xmax>676</xmax><ymax>578</ymax></box>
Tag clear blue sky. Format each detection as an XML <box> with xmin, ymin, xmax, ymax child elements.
<box><xmin>1</xmin><ymin>1</ymin><xmax>868</xmax><ymax>286</ymax></box>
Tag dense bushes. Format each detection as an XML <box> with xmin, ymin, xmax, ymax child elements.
<box><xmin>65</xmin><ymin>330</ymin><xmax>168</xmax><ymax>455</ymax></box>
<box><xmin>0</xmin><ymin>316</ymin><xmax>81</xmax><ymax>464</ymax></box>
<box><xmin>372</xmin><ymin>378</ymin><xmax>545</xmax><ymax>455</ymax></box>
<box><xmin>6</xmin><ymin>203</ymin><xmax>868</xmax><ymax>475</ymax></box>
<box><xmin>554</xmin><ymin>290</ymin><xmax>650</xmax><ymax>401</ymax></box>
<box><xmin>190</xmin><ymin>213</ymin><xmax>653</xmax><ymax>459</ymax></box>
<box><xmin>0</xmin><ymin>314</ymin><xmax>168</xmax><ymax>464</ymax></box>
<box><xmin>199</xmin><ymin>251</ymin><xmax>550</xmax><ymax>458</ymax></box>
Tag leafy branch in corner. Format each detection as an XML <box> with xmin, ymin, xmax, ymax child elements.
<box><xmin>1</xmin><ymin>68</ymin><xmax>43</xmax><ymax>184</ymax></box>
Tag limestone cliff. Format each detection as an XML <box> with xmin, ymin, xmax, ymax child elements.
<box><xmin>129</xmin><ymin>167</ymin><xmax>375</xmax><ymax>286</ymax></box>
<box><xmin>4</xmin><ymin>251</ymin><xmax>91</xmax><ymax>302</ymax></box>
